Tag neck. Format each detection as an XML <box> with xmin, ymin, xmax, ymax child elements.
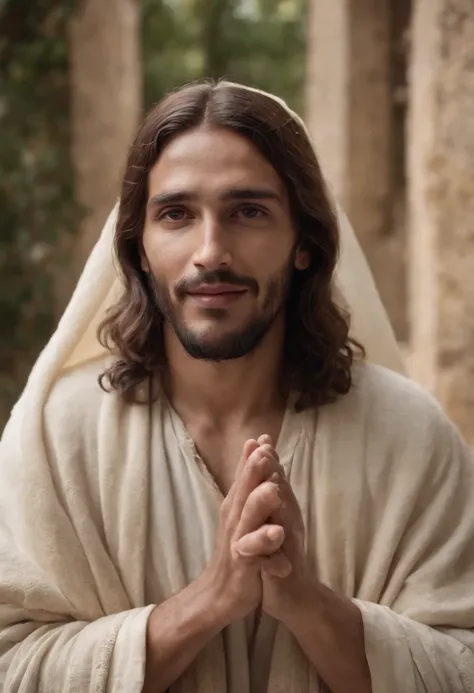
<box><xmin>163</xmin><ymin>316</ymin><xmax>287</xmax><ymax>424</ymax></box>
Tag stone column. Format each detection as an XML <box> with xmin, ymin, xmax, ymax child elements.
<box><xmin>408</xmin><ymin>0</ymin><xmax>474</xmax><ymax>442</ymax></box>
<box><xmin>306</xmin><ymin>0</ymin><xmax>407</xmax><ymax>340</ymax></box>
<box><xmin>63</xmin><ymin>0</ymin><xmax>141</xmax><ymax>309</ymax></box>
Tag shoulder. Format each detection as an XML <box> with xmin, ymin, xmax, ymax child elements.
<box><xmin>43</xmin><ymin>358</ymin><xmax>167</xmax><ymax>455</ymax></box>
<box><xmin>316</xmin><ymin>364</ymin><xmax>474</xmax><ymax>525</ymax></box>
<box><xmin>352</xmin><ymin>362</ymin><xmax>445</xmax><ymax>422</ymax></box>
<box><xmin>43</xmin><ymin>358</ymin><xmax>114</xmax><ymax>457</ymax></box>
<box><xmin>45</xmin><ymin>357</ymin><xmax>111</xmax><ymax>425</ymax></box>
<box><xmin>326</xmin><ymin>362</ymin><xmax>463</xmax><ymax>460</ymax></box>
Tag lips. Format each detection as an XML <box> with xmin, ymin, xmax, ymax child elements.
<box><xmin>187</xmin><ymin>284</ymin><xmax>248</xmax><ymax>308</ymax></box>
<box><xmin>189</xmin><ymin>284</ymin><xmax>247</xmax><ymax>296</ymax></box>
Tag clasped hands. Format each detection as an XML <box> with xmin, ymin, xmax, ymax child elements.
<box><xmin>205</xmin><ymin>434</ymin><xmax>313</xmax><ymax>626</ymax></box>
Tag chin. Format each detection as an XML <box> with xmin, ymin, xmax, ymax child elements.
<box><xmin>183</xmin><ymin>328</ymin><xmax>242</xmax><ymax>353</ymax></box>
<box><xmin>176</xmin><ymin>323</ymin><xmax>271</xmax><ymax>362</ymax></box>
<box><xmin>183</xmin><ymin>314</ymin><xmax>247</xmax><ymax>337</ymax></box>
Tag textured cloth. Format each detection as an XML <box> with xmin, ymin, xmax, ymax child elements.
<box><xmin>1</xmin><ymin>359</ymin><xmax>474</xmax><ymax>692</ymax></box>
<box><xmin>0</xmin><ymin>83</ymin><xmax>449</xmax><ymax>691</ymax></box>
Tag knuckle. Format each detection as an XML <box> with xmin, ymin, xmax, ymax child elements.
<box><xmin>249</xmin><ymin>453</ymin><xmax>268</xmax><ymax>473</ymax></box>
<box><xmin>259</xmin><ymin>443</ymin><xmax>277</xmax><ymax>456</ymax></box>
<box><xmin>262</xmin><ymin>480</ymin><xmax>281</xmax><ymax>503</ymax></box>
<box><xmin>248</xmin><ymin>482</ymin><xmax>271</xmax><ymax>506</ymax></box>
<box><xmin>260</xmin><ymin>444</ymin><xmax>279</xmax><ymax>461</ymax></box>
<box><xmin>229</xmin><ymin>539</ymin><xmax>241</xmax><ymax>560</ymax></box>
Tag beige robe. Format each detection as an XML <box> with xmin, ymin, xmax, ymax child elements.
<box><xmin>1</xmin><ymin>357</ymin><xmax>474</xmax><ymax>692</ymax></box>
<box><xmin>0</xmin><ymin>82</ymin><xmax>429</xmax><ymax>692</ymax></box>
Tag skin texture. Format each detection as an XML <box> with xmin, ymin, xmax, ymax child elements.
<box><xmin>141</xmin><ymin>126</ymin><xmax>309</xmax><ymax>362</ymax></box>
<box><xmin>140</xmin><ymin>127</ymin><xmax>371</xmax><ymax>693</ymax></box>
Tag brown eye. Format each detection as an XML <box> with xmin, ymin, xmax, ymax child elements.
<box><xmin>235</xmin><ymin>205</ymin><xmax>267</xmax><ymax>219</ymax></box>
<box><xmin>160</xmin><ymin>208</ymin><xmax>187</xmax><ymax>221</ymax></box>
<box><xmin>156</xmin><ymin>207</ymin><xmax>193</xmax><ymax>225</ymax></box>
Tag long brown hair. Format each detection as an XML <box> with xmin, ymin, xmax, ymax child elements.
<box><xmin>98</xmin><ymin>81</ymin><xmax>364</xmax><ymax>410</ymax></box>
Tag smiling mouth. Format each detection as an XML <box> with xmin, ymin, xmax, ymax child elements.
<box><xmin>188</xmin><ymin>285</ymin><xmax>248</xmax><ymax>307</ymax></box>
<box><xmin>189</xmin><ymin>284</ymin><xmax>248</xmax><ymax>296</ymax></box>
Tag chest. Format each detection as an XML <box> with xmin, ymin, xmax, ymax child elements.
<box><xmin>185</xmin><ymin>418</ymin><xmax>283</xmax><ymax>496</ymax></box>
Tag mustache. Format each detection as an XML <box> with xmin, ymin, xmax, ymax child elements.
<box><xmin>175</xmin><ymin>270</ymin><xmax>259</xmax><ymax>297</ymax></box>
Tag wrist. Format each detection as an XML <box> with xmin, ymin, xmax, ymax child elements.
<box><xmin>144</xmin><ymin>573</ymin><xmax>232</xmax><ymax>691</ymax></box>
<box><xmin>275</xmin><ymin>575</ymin><xmax>321</xmax><ymax>633</ymax></box>
<box><xmin>279</xmin><ymin>582</ymin><xmax>371</xmax><ymax>693</ymax></box>
<box><xmin>197</xmin><ymin>564</ymin><xmax>235</xmax><ymax>631</ymax></box>
<box><xmin>283</xmin><ymin>579</ymin><xmax>363</xmax><ymax>641</ymax></box>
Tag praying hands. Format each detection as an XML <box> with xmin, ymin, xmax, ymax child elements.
<box><xmin>216</xmin><ymin>435</ymin><xmax>373</xmax><ymax>693</ymax></box>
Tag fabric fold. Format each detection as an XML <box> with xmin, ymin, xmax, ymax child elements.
<box><xmin>357</xmin><ymin>599</ymin><xmax>474</xmax><ymax>692</ymax></box>
<box><xmin>0</xmin><ymin>608</ymin><xmax>153</xmax><ymax>693</ymax></box>
<box><xmin>0</xmin><ymin>82</ymin><xmax>429</xmax><ymax>692</ymax></box>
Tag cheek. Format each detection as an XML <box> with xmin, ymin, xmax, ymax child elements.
<box><xmin>250</xmin><ymin>237</ymin><xmax>295</xmax><ymax>278</ymax></box>
<box><xmin>142</xmin><ymin>232</ymin><xmax>188</xmax><ymax>285</ymax></box>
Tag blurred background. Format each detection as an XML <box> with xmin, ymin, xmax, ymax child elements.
<box><xmin>0</xmin><ymin>0</ymin><xmax>473</xmax><ymax>442</ymax></box>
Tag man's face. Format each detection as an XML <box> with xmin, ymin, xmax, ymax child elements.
<box><xmin>141</xmin><ymin>126</ymin><xmax>309</xmax><ymax>361</ymax></box>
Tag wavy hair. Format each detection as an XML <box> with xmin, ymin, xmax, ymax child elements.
<box><xmin>98</xmin><ymin>81</ymin><xmax>364</xmax><ymax>410</ymax></box>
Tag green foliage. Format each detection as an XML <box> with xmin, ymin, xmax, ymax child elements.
<box><xmin>0</xmin><ymin>0</ymin><xmax>78</xmax><ymax>422</ymax></box>
<box><xmin>0</xmin><ymin>0</ymin><xmax>306</xmax><ymax>426</ymax></box>
<box><xmin>142</xmin><ymin>0</ymin><xmax>306</xmax><ymax>112</ymax></box>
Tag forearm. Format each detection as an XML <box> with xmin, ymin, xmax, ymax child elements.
<box><xmin>283</xmin><ymin>580</ymin><xmax>372</xmax><ymax>693</ymax></box>
<box><xmin>143</xmin><ymin>573</ymin><xmax>229</xmax><ymax>693</ymax></box>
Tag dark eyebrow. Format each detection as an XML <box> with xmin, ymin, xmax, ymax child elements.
<box><xmin>147</xmin><ymin>191</ymin><xmax>197</xmax><ymax>208</ymax></box>
<box><xmin>221</xmin><ymin>187</ymin><xmax>282</xmax><ymax>202</ymax></box>
<box><xmin>147</xmin><ymin>187</ymin><xmax>282</xmax><ymax>209</ymax></box>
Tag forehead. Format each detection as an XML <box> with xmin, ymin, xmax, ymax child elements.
<box><xmin>148</xmin><ymin>127</ymin><xmax>286</xmax><ymax>198</ymax></box>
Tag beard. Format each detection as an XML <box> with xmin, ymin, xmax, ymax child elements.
<box><xmin>146</xmin><ymin>259</ymin><xmax>295</xmax><ymax>362</ymax></box>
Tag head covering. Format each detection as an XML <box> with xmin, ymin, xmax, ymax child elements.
<box><xmin>15</xmin><ymin>82</ymin><xmax>405</xmax><ymax>416</ymax></box>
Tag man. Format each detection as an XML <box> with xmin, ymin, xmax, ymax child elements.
<box><xmin>0</xmin><ymin>81</ymin><xmax>473</xmax><ymax>693</ymax></box>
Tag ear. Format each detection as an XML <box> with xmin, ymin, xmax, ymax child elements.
<box><xmin>294</xmin><ymin>247</ymin><xmax>310</xmax><ymax>271</ymax></box>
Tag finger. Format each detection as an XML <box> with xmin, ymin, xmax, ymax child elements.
<box><xmin>234</xmin><ymin>480</ymin><xmax>283</xmax><ymax>540</ymax></box>
<box><xmin>225</xmin><ymin>438</ymin><xmax>260</xmax><ymax>506</ymax></box>
<box><xmin>238</xmin><ymin>438</ymin><xmax>260</xmax><ymax>476</ymax></box>
<box><xmin>269</xmin><ymin>479</ymin><xmax>305</xmax><ymax>545</ymax></box>
<box><xmin>257</xmin><ymin>434</ymin><xmax>273</xmax><ymax>447</ymax></box>
<box><xmin>233</xmin><ymin>524</ymin><xmax>285</xmax><ymax>557</ymax></box>
<box><xmin>262</xmin><ymin>550</ymin><xmax>292</xmax><ymax>578</ymax></box>
<box><xmin>258</xmin><ymin>445</ymin><xmax>281</xmax><ymax>469</ymax></box>
<box><xmin>228</xmin><ymin>445</ymin><xmax>281</xmax><ymax>523</ymax></box>
<box><xmin>244</xmin><ymin>438</ymin><xmax>260</xmax><ymax>463</ymax></box>
<box><xmin>248</xmin><ymin>443</ymin><xmax>280</xmax><ymax>471</ymax></box>
<box><xmin>228</xmin><ymin>444</ymin><xmax>283</xmax><ymax>529</ymax></box>
<box><xmin>269</xmin><ymin>472</ymin><xmax>283</xmax><ymax>485</ymax></box>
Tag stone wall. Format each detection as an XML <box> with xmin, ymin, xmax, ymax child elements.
<box><xmin>408</xmin><ymin>0</ymin><xmax>474</xmax><ymax>443</ymax></box>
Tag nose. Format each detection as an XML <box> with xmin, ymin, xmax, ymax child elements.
<box><xmin>192</xmin><ymin>214</ymin><xmax>232</xmax><ymax>270</ymax></box>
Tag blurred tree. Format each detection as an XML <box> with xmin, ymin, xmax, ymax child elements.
<box><xmin>142</xmin><ymin>0</ymin><xmax>306</xmax><ymax>112</ymax></box>
<box><xmin>0</xmin><ymin>0</ymin><xmax>77</xmax><ymax>423</ymax></box>
<box><xmin>0</xmin><ymin>0</ymin><xmax>306</xmax><ymax>427</ymax></box>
